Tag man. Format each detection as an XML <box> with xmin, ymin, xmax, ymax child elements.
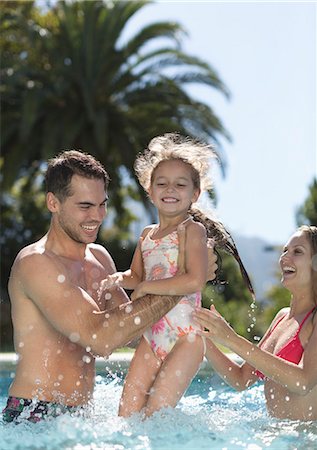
<box><xmin>3</xmin><ymin>150</ymin><xmax>217</xmax><ymax>422</ymax></box>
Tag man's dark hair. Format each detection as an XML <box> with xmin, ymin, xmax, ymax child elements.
<box><xmin>45</xmin><ymin>150</ymin><xmax>110</xmax><ymax>201</ymax></box>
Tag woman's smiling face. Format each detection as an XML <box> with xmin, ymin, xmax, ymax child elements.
<box><xmin>279</xmin><ymin>230</ymin><xmax>312</xmax><ymax>290</ymax></box>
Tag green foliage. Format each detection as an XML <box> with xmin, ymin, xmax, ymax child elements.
<box><xmin>1</xmin><ymin>0</ymin><xmax>230</xmax><ymax>210</ymax></box>
<box><xmin>296</xmin><ymin>178</ymin><xmax>317</xmax><ymax>226</ymax></box>
<box><xmin>257</xmin><ymin>284</ymin><xmax>291</xmax><ymax>332</ymax></box>
<box><xmin>0</xmin><ymin>164</ymin><xmax>49</xmax><ymax>299</ymax></box>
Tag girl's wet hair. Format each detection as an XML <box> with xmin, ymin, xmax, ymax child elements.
<box><xmin>190</xmin><ymin>207</ymin><xmax>255</xmax><ymax>299</ymax></box>
<box><xmin>135</xmin><ymin>132</ymin><xmax>255</xmax><ymax>298</ymax></box>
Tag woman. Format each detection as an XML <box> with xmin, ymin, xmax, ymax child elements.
<box><xmin>193</xmin><ymin>225</ymin><xmax>317</xmax><ymax>421</ymax></box>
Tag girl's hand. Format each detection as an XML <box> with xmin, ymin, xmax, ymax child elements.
<box><xmin>193</xmin><ymin>305</ymin><xmax>236</xmax><ymax>346</ymax></box>
<box><xmin>98</xmin><ymin>272</ymin><xmax>124</xmax><ymax>299</ymax></box>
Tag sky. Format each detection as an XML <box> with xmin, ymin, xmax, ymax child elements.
<box><xmin>125</xmin><ymin>0</ymin><xmax>316</xmax><ymax>245</ymax></box>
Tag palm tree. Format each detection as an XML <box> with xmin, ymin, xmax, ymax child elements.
<box><xmin>1</xmin><ymin>0</ymin><xmax>230</xmax><ymax>222</ymax></box>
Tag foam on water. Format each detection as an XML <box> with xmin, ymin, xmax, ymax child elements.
<box><xmin>0</xmin><ymin>371</ymin><xmax>316</xmax><ymax>450</ymax></box>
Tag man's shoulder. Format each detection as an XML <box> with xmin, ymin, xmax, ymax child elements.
<box><xmin>88</xmin><ymin>243</ymin><xmax>113</xmax><ymax>262</ymax></box>
<box><xmin>15</xmin><ymin>238</ymin><xmax>47</xmax><ymax>261</ymax></box>
<box><xmin>88</xmin><ymin>243</ymin><xmax>116</xmax><ymax>272</ymax></box>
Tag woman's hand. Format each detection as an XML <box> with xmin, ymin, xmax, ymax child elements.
<box><xmin>193</xmin><ymin>305</ymin><xmax>236</xmax><ymax>347</ymax></box>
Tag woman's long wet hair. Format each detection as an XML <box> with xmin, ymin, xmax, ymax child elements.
<box><xmin>298</xmin><ymin>225</ymin><xmax>317</xmax><ymax>306</ymax></box>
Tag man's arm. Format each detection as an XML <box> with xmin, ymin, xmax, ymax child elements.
<box><xmin>13</xmin><ymin>252</ymin><xmax>181</xmax><ymax>358</ymax></box>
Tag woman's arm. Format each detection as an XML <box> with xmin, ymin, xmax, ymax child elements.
<box><xmin>193</xmin><ymin>306</ymin><xmax>317</xmax><ymax>395</ymax></box>
<box><xmin>203</xmin><ymin>339</ymin><xmax>258</xmax><ymax>390</ymax></box>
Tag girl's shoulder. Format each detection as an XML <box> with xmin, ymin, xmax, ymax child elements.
<box><xmin>140</xmin><ymin>224</ymin><xmax>157</xmax><ymax>239</ymax></box>
<box><xmin>185</xmin><ymin>218</ymin><xmax>207</xmax><ymax>237</ymax></box>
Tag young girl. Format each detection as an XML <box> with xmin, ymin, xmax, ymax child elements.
<box><xmin>100</xmin><ymin>133</ymin><xmax>254</xmax><ymax>417</ymax></box>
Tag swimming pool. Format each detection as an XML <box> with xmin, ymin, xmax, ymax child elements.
<box><xmin>0</xmin><ymin>354</ymin><xmax>316</xmax><ymax>450</ymax></box>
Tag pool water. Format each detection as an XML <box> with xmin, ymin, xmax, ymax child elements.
<box><xmin>0</xmin><ymin>364</ymin><xmax>316</xmax><ymax>450</ymax></box>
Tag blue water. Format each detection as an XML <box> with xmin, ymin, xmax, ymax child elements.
<box><xmin>0</xmin><ymin>364</ymin><xmax>316</xmax><ymax>450</ymax></box>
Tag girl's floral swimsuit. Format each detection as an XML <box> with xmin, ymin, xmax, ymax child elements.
<box><xmin>142</xmin><ymin>225</ymin><xmax>204</xmax><ymax>361</ymax></box>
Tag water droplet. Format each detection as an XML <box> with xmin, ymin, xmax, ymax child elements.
<box><xmin>86</xmin><ymin>346</ymin><xmax>91</xmax><ymax>352</ymax></box>
<box><xmin>92</xmin><ymin>334</ymin><xmax>97</xmax><ymax>340</ymax></box>
<box><xmin>18</xmin><ymin>342</ymin><xmax>24</xmax><ymax>348</ymax></box>
<box><xmin>103</xmin><ymin>321</ymin><xmax>109</xmax><ymax>328</ymax></box>
<box><xmin>82</xmin><ymin>355</ymin><xmax>91</xmax><ymax>364</ymax></box>
<box><xmin>187</xmin><ymin>333</ymin><xmax>196</xmax><ymax>343</ymax></box>
<box><xmin>90</xmin><ymin>268</ymin><xmax>100</xmax><ymax>279</ymax></box>
<box><xmin>175</xmin><ymin>370</ymin><xmax>182</xmax><ymax>377</ymax></box>
<box><xmin>69</xmin><ymin>332</ymin><xmax>80</xmax><ymax>343</ymax></box>
<box><xmin>125</xmin><ymin>304</ymin><xmax>133</xmax><ymax>314</ymax></box>
<box><xmin>105</xmin><ymin>293</ymin><xmax>112</xmax><ymax>300</ymax></box>
<box><xmin>58</xmin><ymin>374</ymin><xmax>64</xmax><ymax>381</ymax></box>
<box><xmin>134</xmin><ymin>316</ymin><xmax>141</xmax><ymax>325</ymax></box>
<box><xmin>119</xmin><ymin>321</ymin><xmax>124</xmax><ymax>327</ymax></box>
<box><xmin>92</xmin><ymin>282</ymin><xmax>99</xmax><ymax>290</ymax></box>
<box><xmin>57</xmin><ymin>274</ymin><xmax>65</xmax><ymax>283</ymax></box>
<box><xmin>144</xmin><ymin>353</ymin><xmax>150</xmax><ymax>360</ymax></box>
<box><xmin>285</xmin><ymin>396</ymin><xmax>290</xmax><ymax>401</ymax></box>
<box><xmin>105</xmin><ymin>313</ymin><xmax>110</xmax><ymax>319</ymax></box>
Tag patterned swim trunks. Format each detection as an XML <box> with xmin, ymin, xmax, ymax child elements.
<box><xmin>2</xmin><ymin>396</ymin><xmax>78</xmax><ymax>423</ymax></box>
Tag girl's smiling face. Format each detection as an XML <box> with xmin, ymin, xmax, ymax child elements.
<box><xmin>149</xmin><ymin>160</ymin><xmax>200</xmax><ymax>217</ymax></box>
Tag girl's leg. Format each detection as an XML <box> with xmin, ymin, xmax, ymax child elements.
<box><xmin>118</xmin><ymin>336</ymin><xmax>161</xmax><ymax>417</ymax></box>
<box><xmin>144</xmin><ymin>335</ymin><xmax>204</xmax><ymax>417</ymax></box>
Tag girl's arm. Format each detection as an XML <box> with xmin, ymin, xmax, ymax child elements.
<box><xmin>98</xmin><ymin>233</ymin><xmax>146</xmax><ymax>294</ymax></box>
<box><xmin>131</xmin><ymin>221</ymin><xmax>208</xmax><ymax>300</ymax></box>
<box><xmin>193</xmin><ymin>306</ymin><xmax>317</xmax><ymax>395</ymax></box>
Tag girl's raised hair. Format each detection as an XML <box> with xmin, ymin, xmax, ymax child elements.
<box><xmin>135</xmin><ymin>132</ymin><xmax>255</xmax><ymax>298</ymax></box>
<box><xmin>134</xmin><ymin>133</ymin><xmax>217</xmax><ymax>192</ymax></box>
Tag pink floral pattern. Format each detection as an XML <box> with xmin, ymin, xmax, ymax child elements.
<box><xmin>142</xmin><ymin>227</ymin><xmax>202</xmax><ymax>361</ymax></box>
